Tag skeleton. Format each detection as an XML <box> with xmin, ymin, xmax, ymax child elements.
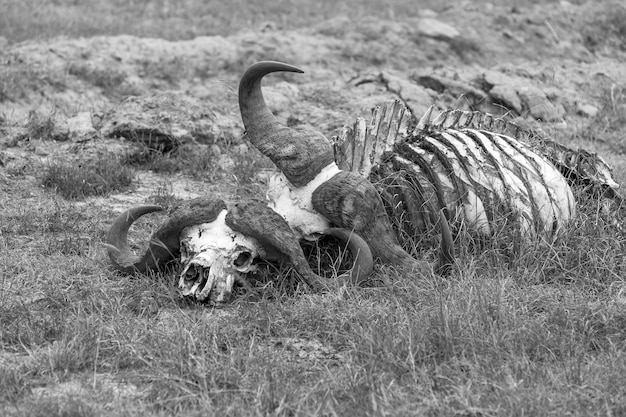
<box><xmin>108</xmin><ymin>60</ymin><xmax>621</xmax><ymax>302</ymax></box>
<box><xmin>417</xmin><ymin>106</ymin><xmax>621</xmax><ymax>200</ymax></box>
<box><xmin>334</xmin><ymin>99</ymin><xmax>621</xmax><ymax>249</ymax></box>
<box><xmin>107</xmin><ymin>60</ymin><xmax>622</xmax><ymax>302</ymax></box>
<box><xmin>238</xmin><ymin>61</ymin><xmax>454</xmax><ymax>274</ymax></box>
<box><xmin>105</xmin><ymin>61</ymin><xmax>454</xmax><ymax>303</ymax></box>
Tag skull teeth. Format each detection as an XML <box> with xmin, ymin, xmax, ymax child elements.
<box><xmin>184</xmin><ymin>265</ymin><xmax>199</xmax><ymax>281</ymax></box>
<box><xmin>182</xmin><ymin>265</ymin><xmax>209</xmax><ymax>297</ymax></box>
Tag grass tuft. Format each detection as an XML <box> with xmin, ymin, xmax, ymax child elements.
<box><xmin>0</xmin><ymin>365</ymin><xmax>31</xmax><ymax>404</ymax></box>
<box><xmin>25</xmin><ymin>110</ymin><xmax>57</xmax><ymax>141</ymax></box>
<box><xmin>41</xmin><ymin>156</ymin><xmax>134</xmax><ymax>200</ymax></box>
<box><xmin>19</xmin><ymin>395</ymin><xmax>96</xmax><ymax>417</ymax></box>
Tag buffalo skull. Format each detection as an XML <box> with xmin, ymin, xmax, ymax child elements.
<box><xmin>106</xmin><ymin>198</ymin><xmax>373</xmax><ymax>304</ymax></box>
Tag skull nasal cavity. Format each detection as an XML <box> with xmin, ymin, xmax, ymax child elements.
<box><xmin>234</xmin><ymin>252</ymin><xmax>252</xmax><ymax>267</ymax></box>
<box><xmin>185</xmin><ymin>264</ymin><xmax>202</xmax><ymax>281</ymax></box>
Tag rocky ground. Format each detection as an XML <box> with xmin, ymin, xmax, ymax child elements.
<box><xmin>2</xmin><ymin>1</ymin><xmax>625</xmax><ymax>193</ymax></box>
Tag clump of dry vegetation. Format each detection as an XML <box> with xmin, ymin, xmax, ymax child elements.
<box><xmin>41</xmin><ymin>156</ymin><xmax>134</xmax><ymax>200</ymax></box>
<box><xmin>3</xmin><ymin>168</ymin><xmax>626</xmax><ymax>416</ymax></box>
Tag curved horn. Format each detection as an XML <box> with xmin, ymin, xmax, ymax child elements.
<box><xmin>434</xmin><ymin>211</ymin><xmax>455</xmax><ymax>276</ymax></box>
<box><xmin>105</xmin><ymin>198</ymin><xmax>227</xmax><ymax>274</ymax></box>
<box><xmin>106</xmin><ymin>206</ymin><xmax>167</xmax><ymax>274</ymax></box>
<box><xmin>238</xmin><ymin>61</ymin><xmax>335</xmax><ymax>187</ymax></box>
<box><xmin>312</xmin><ymin>171</ymin><xmax>455</xmax><ymax>275</ymax></box>
<box><xmin>225</xmin><ymin>200</ymin><xmax>374</xmax><ymax>289</ymax></box>
<box><xmin>324</xmin><ymin>228</ymin><xmax>374</xmax><ymax>285</ymax></box>
<box><xmin>239</xmin><ymin>61</ymin><xmax>303</xmax><ymax>136</ymax></box>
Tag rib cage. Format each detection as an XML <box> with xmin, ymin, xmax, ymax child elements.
<box><xmin>334</xmin><ymin>100</ymin><xmax>586</xmax><ymax>248</ymax></box>
<box><xmin>420</xmin><ymin>106</ymin><xmax>621</xmax><ymax>202</ymax></box>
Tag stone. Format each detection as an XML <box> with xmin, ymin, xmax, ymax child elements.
<box><xmin>67</xmin><ymin>111</ymin><xmax>98</xmax><ymax>141</ymax></box>
<box><xmin>416</xmin><ymin>18</ymin><xmax>460</xmax><ymax>40</ymax></box>
<box><xmin>576</xmin><ymin>102</ymin><xmax>600</xmax><ymax>118</ymax></box>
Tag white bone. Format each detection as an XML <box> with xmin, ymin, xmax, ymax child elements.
<box><xmin>178</xmin><ymin>210</ymin><xmax>265</xmax><ymax>303</ymax></box>
<box><xmin>266</xmin><ymin>162</ymin><xmax>340</xmax><ymax>240</ymax></box>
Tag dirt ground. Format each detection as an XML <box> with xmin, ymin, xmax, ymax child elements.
<box><xmin>2</xmin><ymin>1</ymin><xmax>625</xmax><ymax>185</ymax></box>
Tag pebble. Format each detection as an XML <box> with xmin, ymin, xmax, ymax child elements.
<box><xmin>576</xmin><ymin>102</ymin><xmax>599</xmax><ymax>118</ymax></box>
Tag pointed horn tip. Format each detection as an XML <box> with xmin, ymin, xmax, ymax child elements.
<box><xmin>436</xmin><ymin>211</ymin><xmax>455</xmax><ymax>276</ymax></box>
<box><xmin>325</xmin><ymin>228</ymin><xmax>374</xmax><ymax>286</ymax></box>
<box><xmin>255</xmin><ymin>60</ymin><xmax>304</xmax><ymax>72</ymax></box>
<box><xmin>118</xmin><ymin>205</ymin><xmax>164</xmax><ymax>223</ymax></box>
<box><xmin>106</xmin><ymin>205</ymin><xmax>165</xmax><ymax>263</ymax></box>
<box><xmin>242</xmin><ymin>61</ymin><xmax>304</xmax><ymax>80</ymax></box>
<box><xmin>107</xmin><ymin>205</ymin><xmax>164</xmax><ymax>240</ymax></box>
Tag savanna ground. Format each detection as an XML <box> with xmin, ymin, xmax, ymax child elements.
<box><xmin>2</xmin><ymin>0</ymin><xmax>626</xmax><ymax>415</ymax></box>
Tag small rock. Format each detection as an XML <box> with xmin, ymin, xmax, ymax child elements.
<box><xmin>418</xmin><ymin>9</ymin><xmax>438</xmax><ymax>18</ymax></box>
<box><xmin>50</xmin><ymin>119</ymin><xmax>71</xmax><ymax>141</ymax></box>
<box><xmin>416</xmin><ymin>18</ymin><xmax>460</xmax><ymax>40</ymax></box>
<box><xmin>518</xmin><ymin>86</ymin><xmax>565</xmax><ymax>122</ymax></box>
<box><xmin>379</xmin><ymin>71</ymin><xmax>434</xmax><ymax>118</ymax></box>
<box><xmin>258</xmin><ymin>21</ymin><xmax>278</xmax><ymax>32</ymax></box>
<box><xmin>576</xmin><ymin>102</ymin><xmax>600</xmax><ymax>118</ymax></box>
<box><xmin>67</xmin><ymin>111</ymin><xmax>98</xmax><ymax>141</ymax></box>
<box><xmin>489</xmin><ymin>84</ymin><xmax>523</xmax><ymax>114</ymax></box>
<box><xmin>313</xmin><ymin>16</ymin><xmax>350</xmax><ymax>37</ymax></box>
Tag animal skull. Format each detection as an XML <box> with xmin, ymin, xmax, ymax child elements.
<box><xmin>105</xmin><ymin>198</ymin><xmax>375</xmax><ymax>303</ymax></box>
<box><xmin>178</xmin><ymin>210</ymin><xmax>266</xmax><ymax>304</ymax></box>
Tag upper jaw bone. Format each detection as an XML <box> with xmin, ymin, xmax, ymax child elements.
<box><xmin>177</xmin><ymin>211</ymin><xmax>264</xmax><ymax>303</ymax></box>
<box><xmin>179</xmin><ymin>254</ymin><xmax>250</xmax><ymax>304</ymax></box>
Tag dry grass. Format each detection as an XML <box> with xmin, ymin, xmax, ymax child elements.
<box><xmin>2</xmin><ymin>141</ymin><xmax>626</xmax><ymax>416</ymax></box>
<box><xmin>0</xmin><ymin>0</ymin><xmax>446</xmax><ymax>44</ymax></box>
<box><xmin>2</xmin><ymin>192</ymin><xmax>626</xmax><ymax>416</ymax></box>
<box><xmin>40</xmin><ymin>157</ymin><xmax>134</xmax><ymax>200</ymax></box>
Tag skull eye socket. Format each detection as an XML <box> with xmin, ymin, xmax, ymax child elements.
<box><xmin>233</xmin><ymin>251</ymin><xmax>252</xmax><ymax>267</ymax></box>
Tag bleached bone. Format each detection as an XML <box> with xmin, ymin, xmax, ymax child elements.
<box><xmin>239</xmin><ymin>62</ymin><xmax>454</xmax><ymax>274</ymax></box>
<box><xmin>178</xmin><ymin>210</ymin><xmax>265</xmax><ymax>303</ymax></box>
<box><xmin>417</xmin><ymin>105</ymin><xmax>621</xmax><ymax>200</ymax></box>
<box><xmin>107</xmin><ymin>63</ymin><xmax>453</xmax><ymax>303</ymax></box>
<box><xmin>334</xmin><ymin>100</ymin><xmax>586</xmax><ymax>243</ymax></box>
<box><xmin>266</xmin><ymin>163</ymin><xmax>340</xmax><ymax>240</ymax></box>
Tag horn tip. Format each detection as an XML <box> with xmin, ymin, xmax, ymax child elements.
<box><xmin>436</xmin><ymin>211</ymin><xmax>455</xmax><ymax>276</ymax></box>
